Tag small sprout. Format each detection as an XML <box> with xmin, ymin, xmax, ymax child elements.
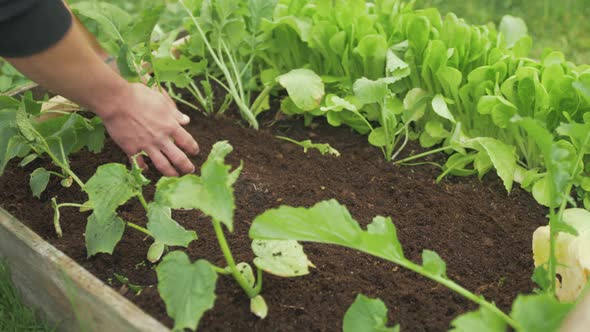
<box><xmin>114</xmin><ymin>273</ymin><xmax>144</xmax><ymax>295</ymax></box>
<box><xmin>276</xmin><ymin>136</ymin><xmax>340</xmax><ymax>157</ymax></box>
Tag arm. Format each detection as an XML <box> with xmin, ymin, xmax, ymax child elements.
<box><xmin>1</xmin><ymin>0</ymin><xmax>198</xmax><ymax>176</ymax></box>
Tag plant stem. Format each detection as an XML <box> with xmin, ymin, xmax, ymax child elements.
<box><xmin>47</xmin><ymin>152</ymin><xmax>85</xmax><ymax>189</ymax></box>
<box><xmin>394</xmin><ymin>146</ymin><xmax>452</xmax><ymax>165</ymax></box>
<box><xmin>212</xmin><ymin>218</ymin><xmax>258</xmax><ymax>298</ymax></box>
<box><xmin>127</xmin><ymin>221</ymin><xmax>152</xmax><ymax>237</ymax></box>
<box><xmin>178</xmin><ymin>0</ymin><xmax>258</xmax><ymax>129</ymax></box>
<box><xmin>171</xmin><ymin>94</ymin><xmax>201</xmax><ymax>113</ymax></box>
<box><xmin>211</xmin><ymin>265</ymin><xmax>231</xmax><ymax>275</ymax></box>
<box><xmin>253</xmin><ymin>267</ymin><xmax>263</xmax><ymax>294</ymax></box>
<box><xmin>137</xmin><ymin>193</ymin><xmax>149</xmax><ymax>211</ymax></box>
<box><xmin>365</xmin><ymin>249</ymin><xmax>520</xmax><ymax>329</ymax></box>
<box><xmin>57</xmin><ymin>203</ymin><xmax>87</xmax><ymax>209</ymax></box>
<box><xmin>406</xmin><ymin>262</ymin><xmax>520</xmax><ymax>329</ymax></box>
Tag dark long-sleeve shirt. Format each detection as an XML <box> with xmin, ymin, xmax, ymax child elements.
<box><xmin>0</xmin><ymin>0</ymin><xmax>72</xmax><ymax>57</ymax></box>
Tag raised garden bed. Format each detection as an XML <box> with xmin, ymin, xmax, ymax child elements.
<box><xmin>0</xmin><ymin>110</ymin><xmax>552</xmax><ymax>331</ymax></box>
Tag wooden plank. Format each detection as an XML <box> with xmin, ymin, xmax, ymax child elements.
<box><xmin>562</xmin><ymin>291</ymin><xmax>590</xmax><ymax>332</ymax></box>
<box><xmin>0</xmin><ymin>207</ymin><xmax>169</xmax><ymax>332</ymax></box>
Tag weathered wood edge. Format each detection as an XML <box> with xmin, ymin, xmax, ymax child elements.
<box><xmin>562</xmin><ymin>290</ymin><xmax>590</xmax><ymax>332</ymax></box>
<box><xmin>0</xmin><ymin>207</ymin><xmax>169</xmax><ymax>332</ymax></box>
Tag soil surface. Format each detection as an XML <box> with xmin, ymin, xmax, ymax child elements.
<box><xmin>0</xmin><ymin>109</ymin><xmax>547</xmax><ymax>332</ymax></box>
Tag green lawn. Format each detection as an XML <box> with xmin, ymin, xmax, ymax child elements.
<box><xmin>416</xmin><ymin>0</ymin><xmax>590</xmax><ymax>64</ymax></box>
<box><xmin>0</xmin><ymin>262</ymin><xmax>53</xmax><ymax>332</ymax></box>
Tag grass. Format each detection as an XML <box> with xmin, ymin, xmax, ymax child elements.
<box><xmin>416</xmin><ymin>0</ymin><xmax>590</xmax><ymax>64</ymax></box>
<box><xmin>0</xmin><ymin>261</ymin><xmax>53</xmax><ymax>332</ymax></box>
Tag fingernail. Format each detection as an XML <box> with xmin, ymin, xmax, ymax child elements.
<box><xmin>182</xmin><ymin>114</ymin><xmax>190</xmax><ymax>123</ymax></box>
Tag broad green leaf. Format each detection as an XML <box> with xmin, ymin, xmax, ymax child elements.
<box><xmin>320</xmin><ymin>95</ymin><xmax>359</xmax><ymax>113</ymax></box>
<box><xmin>250</xmin><ymin>295</ymin><xmax>268</xmax><ymax>319</ymax></box>
<box><xmin>252</xmin><ymin>240</ymin><xmax>314</xmax><ymax>277</ymax></box>
<box><xmin>30</xmin><ymin>167</ymin><xmax>50</xmax><ymax>199</ymax></box>
<box><xmin>431</xmin><ymin>94</ymin><xmax>455</xmax><ymax>123</ymax></box>
<box><xmin>117</xmin><ymin>44</ymin><xmax>138</xmax><ymax>80</ymax></box>
<box><xmin>125</xmin><ymin>6</ymin><xmax>164</xmax><ymax>46</ymax></box>
<box><xmin>474</xmin><ymin>151</ymin><xmax>493</xmax><ymax>180</ymax></box>
<box><xmin>147</xmin><ymin>203</ymin><xmax>197</xmax><ymax>247</ymax></box>
<box><xmin>84</xmin><ymin>163</ymin><xmax>140</xmax><ymax>219</ymax></box>
<box><xmin>515</xmin><ymin>117</ymin><xmax>574</xmax><ymax>206</ymax></box>
<box><xmin>425</xmin><ymin>120</ymin><xmax>449</xmax><ymax>139</ymax></box>
<box><xmin>355</xmin><ymin>34</ymin><xmax>388</xmax><ymax>79</ymax></box>
<box><xmin>71</xmin><ymin>2</ymin><xmax>132</xmax><ymax>42</ymax></box>
<box><xmin>353</xmin><ymin>78</ymin><xmax>388</xmax><ymax>105</ymax></box>
<box><xmin>407</xmin><ymin>16</ymin><xmax>430</xmax><ymax>55</ymax></box>
<box><xmin>510</xmin><ymin>294</ymin><xmax>574</xmax><ymax>332</ymax></box>
<box><xmin>532</xmin><ymin>177</ymin><xmax>552</xmax><ymax>207</ymax></box>
<box><xmin>277</xmin><ymin>69</ymin><xmax>325</xmax><ymax>111</ymax></box>
<box><xmin>402</xmin><ymin>88</ymin><xmax>428</xmax><ymax>123</ymax></box>
<box><xmin>250</xmin><ymin>200</ymin><xmax>405</xmax><ymax>261</ymax></box>
<box><xmin>450</xmin><ymin>306</ymin><xmax>506</xmax><ymax>332</ymax></box>
<box><xmin>16</xmin><ymin>104</ymin><xmax>42</xmax><ymax>143</ymax></box>
<box><xmin>343</xmin><ymin>294</ymin><xmax>399</xmax><ymax>332</ymax></box>
<box><xmin>499</xmin><ymin>15</ymin><xmax>528</xmax><ymax>48</ymax></box>
<box><xmin>461</xmin><ymin>137</ymin><xmax>517</xmax><ymax>192</ymax></box>
<box><xmin>248</xmin><ymin>0</ymin><xmax>278</xmax><ymax>30</ymax></box>
<box><xmin>0</xmin><ymin>126</ymin><xmax>20</xmax><ymax>175</ymax></box>
<box><xmin>0</xmin><ymin>96</ymin><xmax>19</xmax><ymax>109</ymax></box>
<box><xmin>156</xmin><ymin>252</ymin><xmax>217</xmax><ymax>331</ymax></box>
<box><xmin>0</xmin><ymin>76</ymin><xmax>12</xmax><ymax>92</ymax></box>
<box><xmin>153</xmin><ymin>57</ymin><xmax>207</xmax><ymax>88</ymax></box>
<box><xmin>437</xmin><ymin>66</ymin><xmax>462</xmax><ymax>97</ymax></box>
<box><xmin>421</xmin><ymin>250</ymin><xmax>447</xmax><ymax>278</ymax></box>
<box><xmin>531</xmin><ymin>265</ymin><xmax>551</xmax><ymax>291</ymax></box>
<box><xmin>85</xmin><ymin>212</ymin><xmax>125</xmax><ymax>257</ymax></box>
<box><xmin>419</xmin><ymin>131</ymin><xmax>440</xmax><ymax>148</ymax></box>
<box><xmin>386</xmin><ymin>49</ymin><xmax>410</xmax><ymax>83</ymax></box>
<box><xmin>368</xmin><ymin>127</ymin><xmax>387</xmax><ymax>147</ymax></box>
<box><xmin>155</xmin><ymin>141</ymin><xmax>238</xmax><ymax>231</ymax></box>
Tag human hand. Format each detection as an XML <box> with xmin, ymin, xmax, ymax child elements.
<box><xmin>97</xmin><ymin>82</ymin><xmax>199</xmax><ymax>176</ymax></box>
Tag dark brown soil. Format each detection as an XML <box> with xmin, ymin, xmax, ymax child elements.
<box><xmin>0</xmin><ymin>110</ymin><xmax>546</xmax><ymax>332</ymax></box>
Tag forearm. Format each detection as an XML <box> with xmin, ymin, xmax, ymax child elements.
<box><xmin>5</xmin><ymin>20</ymin><xmax>128</xmax><ymax>118</ymax></box>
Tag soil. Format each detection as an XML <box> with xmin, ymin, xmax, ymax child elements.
<box><xmin>0</xmin><ymin>109</ymin><xmax>547</xmax><ymax>332</ymax></box>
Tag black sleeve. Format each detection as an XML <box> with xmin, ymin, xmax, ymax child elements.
<box><xmin>0</xmin><ymin>0</ymin><xmax>73</xmax><ymax>57</ymax></box>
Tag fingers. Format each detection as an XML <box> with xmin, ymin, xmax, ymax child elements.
<box><xmin>146</xmin><ymin>148</ymin><xmax>179</xmax><ymax>177</ymax></box>
<box><xmin>161</xmin><ymin>140</ymin><xmax>196</xmax><ymax>175</ymax></box>
<box><xmin>175</xmin><ymin>109</ymin><xmax>190</xmax><ymax>125</ymax></box>
<box><xmin>172</xmin><ymin>126</ymin><xmax>200</xmax><ymax>155</ymax></box>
